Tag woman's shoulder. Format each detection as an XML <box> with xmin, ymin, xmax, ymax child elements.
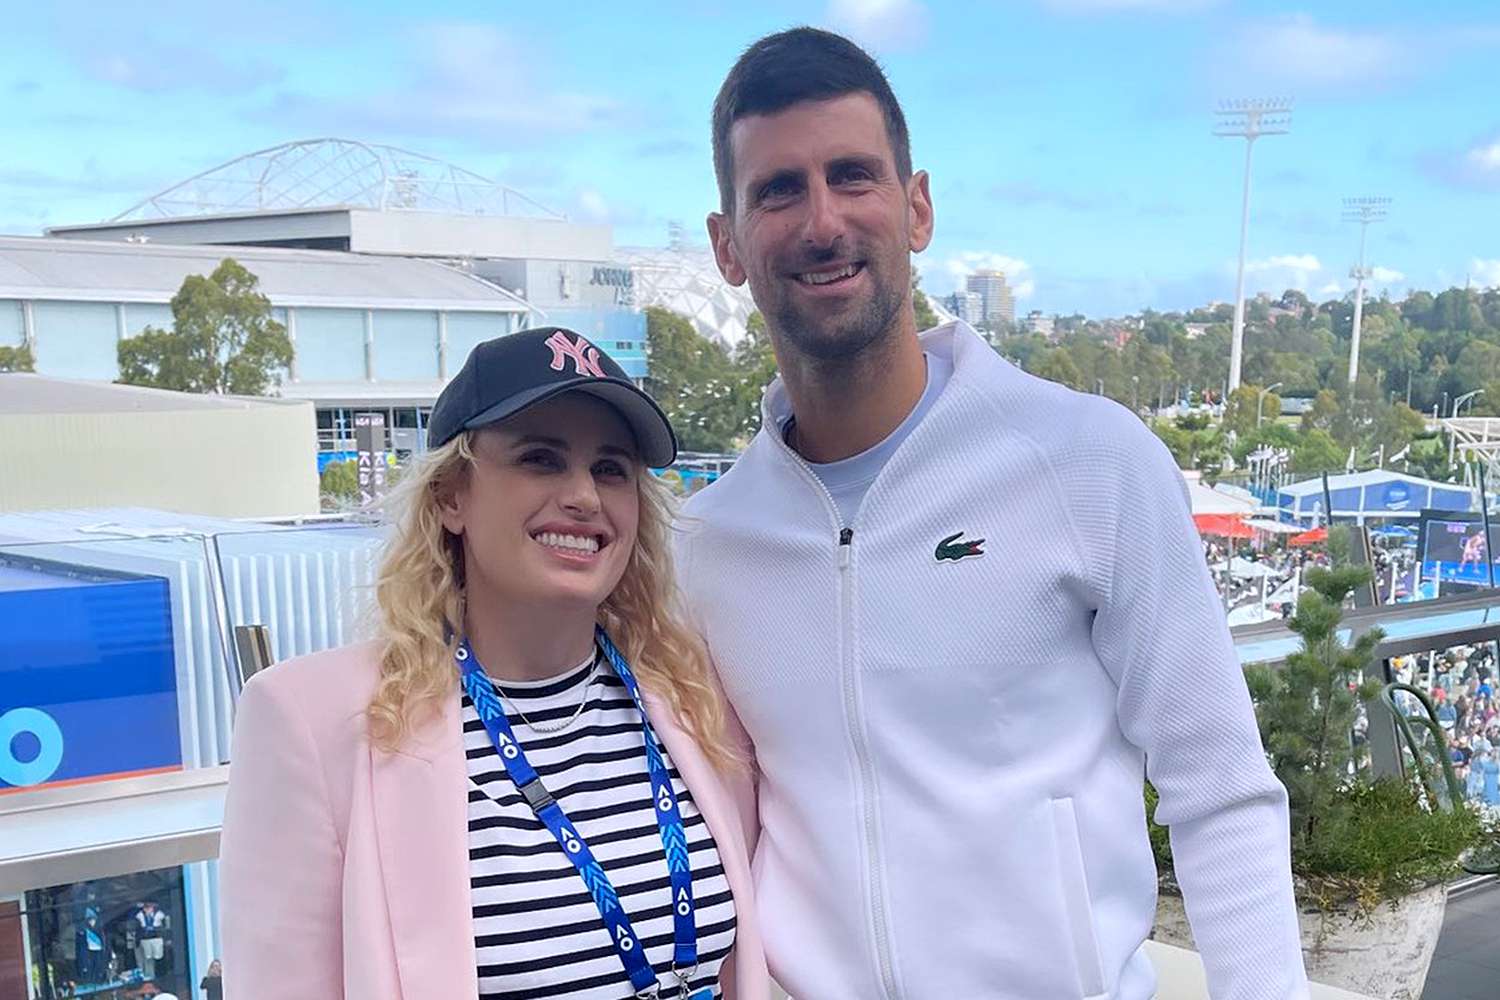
<box><xmin>240</xmin><ymin>639</ymin><xmax>385</xmax><ymax>729</ymax></box>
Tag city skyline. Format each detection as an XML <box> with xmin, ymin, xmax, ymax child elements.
<box><xmin>3</xmin><ymin>0</ymin><xmax>1498</xmax><ymax>318</ymax></box>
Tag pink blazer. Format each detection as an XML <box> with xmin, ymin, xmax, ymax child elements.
<box><xmin>219</xmin><ymin>640</ymin><xmax>770</xmax><ymax>1000</ymax></box>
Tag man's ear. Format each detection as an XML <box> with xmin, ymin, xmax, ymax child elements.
<box><xmin>907</xmin><ymin>169</ymin><xmax>934</xmax><ymax>253</ymax></box>
<box><xmin>707</xmin><ymin>211</ymin><xmax>748</xmax><ymax>286</ymax></box>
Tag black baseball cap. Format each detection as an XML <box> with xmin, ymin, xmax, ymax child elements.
<box><xmin>427</xmin><ymin>327</ymin><xmax>677</xmax><ymax>468</ymax></box>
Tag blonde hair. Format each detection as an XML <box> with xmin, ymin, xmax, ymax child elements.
<box><xmin>366</xmin><ymin>430</ymin><xmax>737</xmax><ymax>769</ymax></box>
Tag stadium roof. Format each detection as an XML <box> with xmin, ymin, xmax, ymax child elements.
<box><xmin>1277</xmin><ymin>469</ymin><xmax>1465</xmax><ymax>497</ymax></box>
<box><xmin>619</xmin><ymin>236</ymin><xmax>960</xmax><ymax>348</ymax></box>
<box><xmin>0</xmin><ymin>236</ymin><xmax>528</xmax><ymax>312</ymax></box>
<box><xmin>0</xmin><ymin>374</ymin><xmax>306</xmax><ymax>416</ymax></box>
<box><xmin>619</xmin><ymin>243</ymin><xmax>757</xmax><ymax>347</ymax></box>
<box><xmin>106</xmin><ymin>138</ymin><xmax>563</xmax><ymax>222</ymax></box>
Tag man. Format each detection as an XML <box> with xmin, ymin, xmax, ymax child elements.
<box><xmin>676</xmin><ymin>27</ymin><xmax>1308</xmax><ymax>999</ymax></box>
<box><xmin>135</xmin><ymin>900</ymin><xmax>168</xmax><ymax>980</ymax></box>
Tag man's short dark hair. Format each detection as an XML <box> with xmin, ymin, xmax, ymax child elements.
<box><xmin>711</xmin><ymin>27</ymin><xmax>912</xmax><ymax>214</ymax></box>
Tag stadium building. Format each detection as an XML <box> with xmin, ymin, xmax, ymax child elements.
<box><xmin>4</xmin><ymin>140</ymin><xmax>649</xmax><ymax>462</ymax></box>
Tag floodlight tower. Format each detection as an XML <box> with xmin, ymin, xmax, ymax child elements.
<box><xmin>1214</xmin><ymin>98</ymin><xmax>1293</xmax><ymax>392</ymax></box>
<box><xmin>1342</xmin><ymin>196</ymin><xmax>1390</xmax><ymax>385</ymax></box>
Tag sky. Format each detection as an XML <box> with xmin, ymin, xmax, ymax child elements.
<box><xmin>3</xmin><ymin>0</ymin><xmax>1498</xmax><ymax>318</ymax></box>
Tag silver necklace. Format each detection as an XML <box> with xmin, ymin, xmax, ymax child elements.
<box><xmin>492</xmin><ymin>654</ymin><xmax>598</xmax><ymax>735</ymax></box>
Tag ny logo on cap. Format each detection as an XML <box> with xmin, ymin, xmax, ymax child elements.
<box><xmin>545</xmin><ymin>330</ymin><xmax>607</xmax><ymax>378</ymax></box>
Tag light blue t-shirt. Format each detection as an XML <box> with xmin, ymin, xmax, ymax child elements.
<box><xmin>784</xmin><ymin>352</ymin><xmax>954</xmax><ymax>527</ymax></box>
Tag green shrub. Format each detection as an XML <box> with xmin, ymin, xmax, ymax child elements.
<box><xmin>1148</xmin><ymin>563</ymin><xmax>1496</xmax><ymax>909</ymax></box>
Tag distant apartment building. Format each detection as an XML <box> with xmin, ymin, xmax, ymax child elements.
<box><xmin>965</xmin><ymin>269</ymin><xmax>1015</xmax><ymax>327</ymax></box>
<box><xmin>945</xmin><ymin>289</ymin><xmax>985</xmax><ymax>326</ymax></box>
<box><xmin>1022</xmin><ymin>310</ymin><xmax>1055</xmax><ymax>338</ymax></box>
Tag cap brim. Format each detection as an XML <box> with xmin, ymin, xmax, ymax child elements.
<box><xmin>462</xmin><ymin>377</ymin><xmax>678</xmax><ymax>468</ymax></box>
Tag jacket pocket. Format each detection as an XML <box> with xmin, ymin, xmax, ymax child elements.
<box><xmin>1050</xmin><ymin>796</ymin><xmax>1108</xmax><ymax>999</ymax></box>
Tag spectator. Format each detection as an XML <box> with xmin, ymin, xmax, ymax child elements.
<box><xmin>200</xmin><ymin>960</ymin><xmax>223</xmax><ymax>1000</ymax></box>
<box><xmin>1479</xmin><ymin>750</ymin><xmax>1500</xmax><ymax>807</ymax></box>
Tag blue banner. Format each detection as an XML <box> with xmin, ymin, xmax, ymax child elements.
<box><xmin>0</xmin><ymin>563</ymin><xmax>180</xmax><ymax>790</ymax></box>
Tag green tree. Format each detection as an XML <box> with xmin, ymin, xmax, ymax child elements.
<box><xmin>1451</xmin><ymin>340</ymin><xmax>1500</xmax><ymax>395</ymax></box>
<box><xmin>912</xmin><ymin>272</ymin><xmax>938</xmax><ymax>331</ymax></box>
<box><xmin>1222</xmin><ymin>384</ymin><xmax>1282</xmax><ymax>438</ymax></box>
<box><xmin>728</xmin><ymin>311</ymin><xmax>779</xmax><ymax>440</ymax></box>
<box><xmin>645</xmin><ymin>306</ymin><xmax>744</xmax><ymax>452</ymax></box>
<box><xmin>1279</xmin><ymin>288</ymin><xmax>1312</xmax><ymax>315</ymax></box>
<box><xmin>1431</xmin><ymin>288</ymin><xmax>1484</xmax><ymax>332</ymax></box>
<box><xmin>1032</xmin><ymin>347</ymin><xmax>1083</xmax><ymax>390</ymax></box>
<box><xmin>1300</xmin><ymin>388</ymin><xmax>1340</xmax><ymax>435</ymax></box>
<box><xmin>1152</xmin><ymin>412</ymin><xmax>1225</xmax><ymax>476</ymax></box>
<box><xmin>0</xmin><ymin>344</ymin><xmax>35</xmax><ymax>372</ymax></box>
<box><xmin>1291</xmin><ymin>429</ymin><xmax>1344</xmax><ymax>474</ymax></box>
<box><xmin>1231</xmin><ymin>421</ymin><xmax>1299</xmax><ymax>465</ymax></box>
<box><xmin>319</xmin><ymin>460</ymin><xmax>359</xmax><ymax>502</ymax></box>
<box><xmin>1243</xmin><ymin>566</ymin><xmax>1384</xmax><ymax>850</ymax></box>
<box><xmin>117</xmin><ymin>258</ymin><xmax>292</xmax><ymax>395</ymax></box>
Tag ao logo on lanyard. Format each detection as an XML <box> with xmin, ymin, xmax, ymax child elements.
<box><xmin>457</xmin><ymin>627</ymin><xmax>708</xmax><ymax>999</ymax></box>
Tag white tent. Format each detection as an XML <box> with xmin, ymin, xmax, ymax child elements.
<box><xmin>1212</xmin><ymin>557</ymin><xmax>1276</xmax><ymax>579</ymax></box>
<box><xmin>1245</xmin><ymin>518</ymin><xmax>1303</xmax><ymax>535</ymax></box>
<box><xmin>1187</xmin><ymin>480</ymin><xmax>1257</xmax><ymax>516</ymax></box>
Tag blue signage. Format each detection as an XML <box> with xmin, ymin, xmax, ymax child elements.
<box><xmin>0</xmin><ymin>562</ymin><xmax>180</xmax><ymax>791</ymax></box>
<box><xmin>1382</xmin><ymin>482</ymin><xmax>1413</xmax><ymax>510</ymax></box>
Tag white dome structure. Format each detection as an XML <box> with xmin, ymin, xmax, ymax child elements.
<box><xmin>618</xmin><ymin>237</ymin><xmax>757</xmax><ymax>349</ymax></box>
<box><xmin>109</xmin><ymin>138</ymin><xmax>562</xmax><ymax>222</ymax></box>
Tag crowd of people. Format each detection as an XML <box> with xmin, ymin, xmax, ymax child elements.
<box><xmin>1203</xmin><ymin>529</ymin><xmax>1500</xmax><ymax>812</ymax></box>
<box><xmin>1393</xmin><ymin>646</ymin><xmax>1500</xmax><ymax>808</ymax></box>
<box><xmin>1202</xmin><ymin>538</ymin><xmax>1329</xmax><ymax>622</ymax></box>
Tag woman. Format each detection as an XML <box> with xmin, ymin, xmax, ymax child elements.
<box><xmin>199</xmin><ymin>959</ymin><xmax>222</xmax><ymax>1000</ymax></box>
<box><xmin>219</xmin><ymin>328</ymin><xmax>767</xmax><ymax>999</ymax></box>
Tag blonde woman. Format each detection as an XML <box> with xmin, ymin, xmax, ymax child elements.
<box><xmin>219</xmin><ymin>328</ymin><xmax>768</xmax><ymax>1000</ymax></box>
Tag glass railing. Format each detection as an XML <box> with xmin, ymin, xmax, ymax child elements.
<box><xmin>210</xmin><ymin>523</ymin><xmax>387</xmax><ymax>670</ymax></box>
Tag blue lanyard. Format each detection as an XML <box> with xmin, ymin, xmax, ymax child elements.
<box><xmin>456</xmin><ymin>626</ymin><xmax>697</xmax><ymax>998</ymax></box>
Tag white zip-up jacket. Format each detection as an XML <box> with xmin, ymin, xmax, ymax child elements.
<box><xmin>677</xmin><ymin>322</ymin><xmax>1308</xmax><ymax>1000</ymax></box>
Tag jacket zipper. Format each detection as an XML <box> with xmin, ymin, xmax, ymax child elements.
<box><xmin>771</xmin><ymin>429</ymin><xmax>901</xmax><ymax>1000</ymax></box>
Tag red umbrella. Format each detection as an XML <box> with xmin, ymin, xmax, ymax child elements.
<box><xmin>1289</xmin><ymin>526</ymin><xmax>1328</xmax><ymax>547</ymax></box>
<box><xmin>1193</xmin><ymin>513</ymin><xmax>1255</xmax><ymax>539</ymax></box>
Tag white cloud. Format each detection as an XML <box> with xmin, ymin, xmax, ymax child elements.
<box><xmin>254</xmin><ymin>23</ymin><xmax>630</xmax><ymax>142</ymax></box>
<box><xmin>1213</xmin><ymin>15</ymin><xmax>1404</xmax><ymax>94</ymax></box>
<box><xmin>1260</xmin><ymin>16</ymin><xmax>1397</xmax><ymax>86</ymax></box>
<box><xmin>1245</xmin><ymin>254</ymin><xmax>1321</xmax><ymax>274</ymax></box>
<box><xmin>941</xmin><ymin>251</ymin><xmax>1036</xmax><ymax>299</ymax></box>
<box><xmin>576</xmin><ymin>189</ymin><xmax>610</xmax><ymax>223</ymax></box>
<box><xmin>1369</xmin><ymin>266</ymin><xmax>1405</xmax><ymax>284</ymax></box>
<box><xmin>1318</xmin><ymin>281</ymin><xmax>1344</xmax><ymax>296</ymax></box>
<box><xmin>1239</xmin><ymin>254</ymin><xmax>1322</xmax><ymax>293</ymax></box>
<box><xmin>1473</xmin><ymin>259</ymin><xmax>1500</xmax><ymax>289</ymax></box>
<box><xmin>1466</xmin><ymin>139</ymin><xmax>1500</xmax><ymax>173</ymax></box>
<box><xmin>825</xmin><ymin>0</ymin><xmax>930</xmax><ymax>52</ymax></box>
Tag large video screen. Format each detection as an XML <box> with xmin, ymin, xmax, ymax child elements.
<box><xmin>1416</xmin><ymin>510</ymin><xmax>1499</xmax><ymax>592</ymax></box>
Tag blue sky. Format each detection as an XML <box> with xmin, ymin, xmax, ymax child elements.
<box><xmin>4</xmin><ymin>0</ymin><xmax>1498</xmax><ymax>317</ymax></box>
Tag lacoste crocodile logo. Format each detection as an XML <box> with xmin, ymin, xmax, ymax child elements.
<box><xmin>935</xmin><ymin>531</ymin><xmax>985</xmax><ymax>562</ymax></box>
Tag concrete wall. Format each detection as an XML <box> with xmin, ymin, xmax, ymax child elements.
<box><xmin>0</xmin><ymin>401</ymin><xmax>319</xmax><ymax>517</ymax></box>
<box><xmin>347</xmin><ymin>209</ymin><xmax>613</xmax><ymax>261</ymax></box>
<box><xmin>49</xmin><ymin>210</ymin><xmax>353</xmax><ymax>247</ymax></box>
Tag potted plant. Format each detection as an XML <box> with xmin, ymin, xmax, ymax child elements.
<box><xmin>1149</xmin><ymin>563</ymin><xmax>1493</xmax><ymax>999</ymax></box>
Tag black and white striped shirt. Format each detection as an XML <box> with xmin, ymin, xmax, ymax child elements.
<box><xmin>464</xmin><ymin>651</ymin><xmax>737</xmax><ymax>999</ymax></box>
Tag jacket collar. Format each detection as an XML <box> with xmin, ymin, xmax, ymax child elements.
<box><xmin>758</xmin><ymin>320</ymin><xmax>987</xmax><ymax>446</ymax></box>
